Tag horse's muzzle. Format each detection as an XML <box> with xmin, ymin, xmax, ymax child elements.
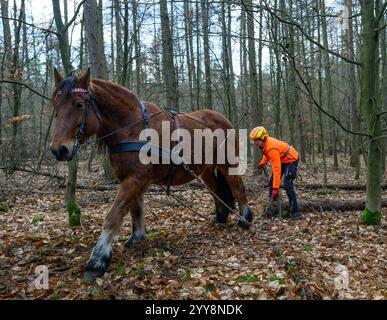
<box><xmin>51</xmin><ymin>144</ymin><xmax>73</xmax><ymax>161</ymax></box>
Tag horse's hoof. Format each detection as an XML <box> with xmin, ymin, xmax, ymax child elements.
<box><xmin>84</xmin><ymin>254</ymin><xmax>111</xmax><ymax>281</ymax></box>
<box><xmin>84</xmin><ymin>269</ymin><xmax>105</xmax><ymax>282</ymax></box>
<box><xmin>125</xmin><ymin>235</ymin><xmax>146</xmax><ymax>248</ymax></box>
<box><xmin>215</xmin><ymin>208</ymin><xmax>229</xmax><ymax>224</ymax></box>
<box><xmin>237</xmin><ymin>219</ymin><xmax>251</xmax><ymax>229</ymax></box>
<box><xmin>238</xmin><ymin>206</ymin><xmax>253</xmax><ymax>229</ymax></box>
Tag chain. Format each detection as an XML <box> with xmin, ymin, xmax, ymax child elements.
<box><xmin>182</xmin><ymin>163</ymin><xmax>256</xmax><ymax>231</ymax></box>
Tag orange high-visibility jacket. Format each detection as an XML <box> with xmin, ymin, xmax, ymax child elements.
<box><xmin>259</xmin><ymin>137</ymin><xmax>299</xmax><ymax>189</ymax></box>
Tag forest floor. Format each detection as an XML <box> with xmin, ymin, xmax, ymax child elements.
<box><xmin>0</xmin><ymin>158</ymin><xmax>386</xmax><ymax>300</ymax></box>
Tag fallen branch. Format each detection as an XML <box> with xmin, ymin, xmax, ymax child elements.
<box><xmin>0</xmin><ymin>166</ymin><xmax>63</xmax><ymax>180</ymax></box>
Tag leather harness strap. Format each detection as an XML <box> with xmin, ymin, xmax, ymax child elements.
<box><xmin>108</xmin><ymin>100</ymin><xmax>149</xmax><ymax>154</ymax></box>
<box><xmin>108</xmin><ymin>101</ymin><xmax>182</xmax><ymax>196</ymax></box>
<box><xmin>108</xmin><ymin>141</ymin><xmax>148</xmax><ymax>153</ymax></box>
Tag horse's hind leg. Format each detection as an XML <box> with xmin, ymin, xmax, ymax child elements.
<box><xmin>216</xmin><ymin>166</ymin><xmax>253</xmax><ymax>229</ymax></box>
<box><xmin>125</xmin><ymin>195</ymin><xmax>146</xmax><ymax>247</ymax></box>
<box><xmin>201</xmin><ymin>168</ymin><xmax>229</xmax><ymax>224</ymax></box>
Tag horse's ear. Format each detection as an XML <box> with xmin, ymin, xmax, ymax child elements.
<box><xmin>54</xmin><ymin>68</ymin><xmax>63</xmax><ymax>87</ymax></box>
<box><xmin>78</xmin><ymin>68</ymin><xmax>90</xmax><ymax>88</ymax></box>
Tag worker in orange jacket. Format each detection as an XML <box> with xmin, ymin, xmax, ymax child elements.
<box><xmin>250</xmin><ymin>126</ymin><xmax>300</xmax><ymax>217</ymax></box>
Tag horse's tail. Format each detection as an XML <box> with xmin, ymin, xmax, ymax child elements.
<box><xmin>215</xmin><ymin>168</ymin><xmax>235</xmax><ymax>211</ymax></box>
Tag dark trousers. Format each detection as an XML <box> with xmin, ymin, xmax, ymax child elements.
<box><xmin>269</xmin><ymin>161</ymin><xmax>299</xmax><ymax>213</ymax></box>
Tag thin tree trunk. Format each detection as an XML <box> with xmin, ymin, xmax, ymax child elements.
<box><xmin>321</xmin><ymin>0</ymin><xmax>338</xmax><ymax>169</ymax></box>
<box><xmin>159</xmin><ymin>0</ymin><xmax>179</xmax><ymax>111</ymax></box>
<box><xmin>0</xmin><ymin>0</ymin><xmax>13</xmax><ymax>160</ymax></box>
<box><xmin>84</xmin><ymin>0</ymin><xmax>113</xmax><ymax>183</ymax></box>
<box><xmin>202</xmin><ymin>0</ymin><xmax>212</xmax><ymax>109</ymax></box>
<box><xmin>195</xmin><ymin>0</ymin><xmax>201</xmax><ymax>111</ymax></box>
<box><xmin>132</xmin><ymin>0</ymin><xmax>141</xmax><ymax>97</ymax></box>
<box><xmin>245</xmin><ymin>0</ymin><xmax>261</xmax><ymax>171</ymax></box>
<box><xmin>52</xmin><ymin>0</ymin><xmax>78</xmax><ymax>205</ymax></box>
<box><xmin>317</xmin><ymin>1</ymin><xmax>328</xmax><ymax>183</ymax></box>
<box><xmin>359</xmin><ymin>0</ymin><xmax>383</xmax><ymax>222</ymax></box>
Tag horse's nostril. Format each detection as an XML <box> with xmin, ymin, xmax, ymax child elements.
<box><xmin>51</xmin><ymin>146</ymin><xmax>59</xmax><ymax>157</ymax></box>
<box><xmin>59</xmin><ymin>145</ymin><xmax>69</xmax><ymax>157</ymax></box>
<box><xmin>51</xmin><ymin>145</ymin><xmax>69</xmax><ymax>160</ymax></box>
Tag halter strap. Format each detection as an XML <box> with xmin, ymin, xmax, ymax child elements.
<box><xmin>56</xmin><ymin>88</ymin><xmax>88</xmax><ymax>95</ymax></box>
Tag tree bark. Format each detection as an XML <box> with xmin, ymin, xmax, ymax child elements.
<box><xmin>245</xmin><ymin>0</ymin><xmax>262</xmax><ymax>171</ymax></box>
<box><xmin>359</xmin><ymin>0</ymin><xmax>384</xmax><ymax>218</ymax></box>
<box><xmin>84</xmin><ymin>0</ymin><xmax>107</xmax><ymax>79</ymax></box>
<box><xmin>202</xmin><ymin>0</ymin><xmax>212</xmax><ymax>110</ymax></box>
<box><xmin>52</xmin><ymin>0</ymin><xmax>78</xmax><ymax>205</ymax></box>
<box><xmin>320</xmin><ymin>0</ymin><xmax>338</xmax><ymax>169</ymax></box>
<box><xmin>342</xmin><ymin>0</ymin><xmax>361</xmax><ymax>180</ymax></box>
<box><xmin>159</xmin><ymin>0</ymin><xmax>179</xmax><ymax>111</ymax></box>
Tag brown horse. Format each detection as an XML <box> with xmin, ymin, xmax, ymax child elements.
<box><xmin>50</xmin><ymin>68</ymin><xmax>253</xmax><ymax>280</ymax></box>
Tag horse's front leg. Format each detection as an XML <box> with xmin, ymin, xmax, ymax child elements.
<box><xmin>85</xmin><ymin>176</ymin><xmax>143</xmax><ymax>280</ymax></box>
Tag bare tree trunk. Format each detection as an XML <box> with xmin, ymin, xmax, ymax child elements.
<box><xmin>159</xmin><ymin>0</ymin><xmax>179</xmax><ymax>111</ymax></box>
<box><xmin>316</xmin><ymin>1</ymin><xmax>328</xmax><ymax>183</ymax></box>
<box><xmin>379</xmin><ymin>0</ymin><xmax>387</xmax><ymax>174</ymax></box>
<box><xmin>226</xmin><ymin>1</ymin><xmax>236</xmax><ymax>121</ymax></box>
<box><xmin>84</xmin><ymin>0</ymin><xmax>107</xmax><ymax>79</ymax></box>
<box><xmin>195</xmin><ymin>0</ymin><xmax>201</xmax><ymax>110</ymax></box>
<box><xmin>320</xmin><ymin>0</ymin><xmax>338</xmax><ymax>169</ymax></box>
<box><xmin>52</xmin><ymin>0</ymin><xmax>78</xmax><ymax>205</ymax></box>
<box><xmin>202</xmin><ymin>0</ymin><xmax>212</xmax><ymax>110</ymax></box>
<box><xmin>0</xmin><ymin>0</ymin><xmax>13</xmax><ymax>161</ymax></box>
<box><xmin>358</xmin><ymin>0</ymin><xmax>384</xmax><ymax>224</ymax></box>
<box><xmin>245</xmin><ymin>0</ymin><xmax>262</xmax><ymax>171</ymax></box>
<box><xmin>119</xmin><ymin>0</ymin><xmax>129</xmax><ymax>86</ymax></box>
<box><xmin>132</xmin><ymin>0</ymin><xmax>141</xmax><ymax>97</ymax></box>
<box><xmin>271</xmin><ymin>0</ymin><xmax>282</xmax><ymax>138</ymax></box>
<box><xmin>183</xmin><ymin>0</ymin><xmax>193</xmax><ymax>109</ymax></box>
<box><xmin>84</xmin><ymin>0</ymin><xmax>113</xmax><ymax>183</ymax></box>
<box><xmin>114</xmin><ymin>0</ymin><xmax>122</xmax><ymax>81</ymax></box>
<box><xmin>9</xmin><ymin>0</ymin><xmax>25</xmax><ymax>171</ymax></box>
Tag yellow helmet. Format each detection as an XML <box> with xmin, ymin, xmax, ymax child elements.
<box><xmin>249</xmin><ymin>126</ymin><xmax>269</xmax><ymax>141</ymax></box>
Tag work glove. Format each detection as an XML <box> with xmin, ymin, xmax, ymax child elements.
<box><xmin>258</xmin><ymin>163</ymin><xmax>265</xmax><ymax>170</ymax></box>
<box><xmin>271</xmin><ymin>188</ymin><xmax>279</xmax><ymax>199</ymax></box>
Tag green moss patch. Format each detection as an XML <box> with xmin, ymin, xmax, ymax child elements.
<box><xmin>361</xmin><ymin>208</ymin><xmax>381</xmax><ymax>225</ymax></box>
<box><xmin>67</xmin><ymin>200</ymin><xmax>81</xmax><ymax>227</ymax></box>
<box><xmin>32</xmin><ymin>214</ymin><xmax>45</xmax><ymax>224</ymax></box>
<box><xmin>236</xmin><ymin>274</ymin><xmax>259</xmax><ymax>283</ymax></box>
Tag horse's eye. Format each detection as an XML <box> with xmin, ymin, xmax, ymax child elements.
<box><xmin>76</xmin><ymin>101</ymin><xmax>85</xmax><ymax>109</ymax></box>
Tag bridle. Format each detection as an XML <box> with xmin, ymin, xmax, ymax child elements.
<box><xmin>55</xmin><ymin>87</ymin><xmax>101</xmax><ymax>158</ymax></box>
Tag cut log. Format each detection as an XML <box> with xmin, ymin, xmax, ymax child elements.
<box><xmin>296</xmin><ymin>183</ymin><xmax>387</xmax><ymax>190</ymax></box>
<box><xmin>268</xmin><ymin>198</ymin><xmax>387</xmax><ymax>213</ymax></box>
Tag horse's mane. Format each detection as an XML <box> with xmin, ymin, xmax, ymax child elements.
<box><xmin>90</xmin><ymin>79</ymin><xmax>140</xmax><ymax>107</ymax></box>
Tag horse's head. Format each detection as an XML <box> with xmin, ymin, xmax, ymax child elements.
<box><xmin>50</xmin><ymin>68</ymin><xmax>100</xmax><ymax>161</ymax></box>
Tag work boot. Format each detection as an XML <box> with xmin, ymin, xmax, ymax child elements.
<box><xmin>288</xmin><ymin>211</ymin><xmax>302</xmax><ymax>220</ymax></box>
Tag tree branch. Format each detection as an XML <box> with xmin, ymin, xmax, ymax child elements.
<box><xmin>375</xmin><ymin>23</ymin><xmax>387</xmax><ymax>32</ymax></box>
<box><xmin>257</xmin><ymin>0</ymin><xmax>362</xmax><ymax>66</ymax></box>
<box><xmin>62</xmin><ymin>0</ymin><xmax>86</xmax><ymax>33</ymax></box>
<box><xmin>0</xmin><ymin>16</ymin><xmax>59</xmax><ymax>36</ymax></box>
<box><xmin>376</xmin><ymin>1</ymin><xmax>387</xmax><ymax>24</ymax></box>
<box><xmin>0</xmin><ymin>80</ymin><xmax>50</xmax><ymax>100</ymax></box>
<box><xmin>279</xmin><ymin>44</ymin><xmax>371</xmax><ymax>138</ymax></box>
